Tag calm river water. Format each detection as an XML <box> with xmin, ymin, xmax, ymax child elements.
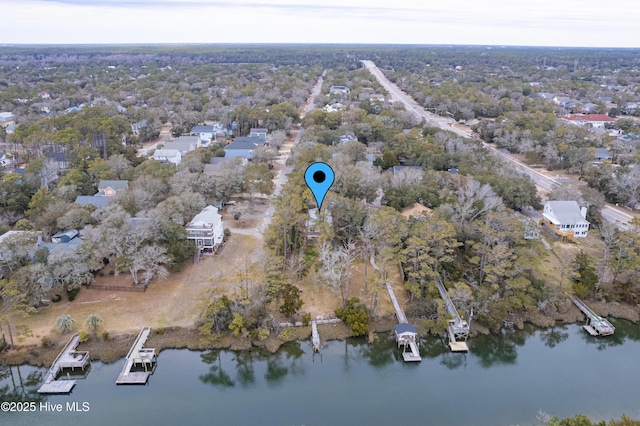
<box><xmin>2</xmin><ymin>319</ymin><xmax>640</xmax><ymax>426</ymax></box>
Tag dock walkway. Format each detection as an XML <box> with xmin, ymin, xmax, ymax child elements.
<box><xmin>436</xmin><ymin>278</ymin><xmax>470</xmax><ymax>352</ymax></box>
<box><xmin>116</xmin><ymin>327</ymin><xmax>157</xmax><ymax>385</ymax></box>
<box><xmin>311</xmin><ymin>321</ymin><xmax>320</xmax><ymax>352</ymax></box>
<box><xmin>38</xmin><ymin>334</ymin><xmax>90</xmax><ymax>394</ymax></box>
<box><xmin>569</xmin><ymin>294</ymin><xmax>615</xmax><ymax>336</ymax></box>
<box><xmin>386</xmin><ymin>284</ymin><xmax>421</xmax><ymax>362</ymax></box>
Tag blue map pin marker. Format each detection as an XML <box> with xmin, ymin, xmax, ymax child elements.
<box><xmin>304</xmin><ymin>162</ymin><xmax>334</xmax><ymax>211</ymax></box>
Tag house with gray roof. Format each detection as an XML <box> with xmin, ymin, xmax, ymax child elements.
<box><xmin>542</xmin><ymin>200</ymin><xmax>590</xmax><ymax>238</ymax></box>
<box><xmin>593</xmin><ymin>148</ymin><xmax>612</xmax><ymax>162</ymax></box>
<box><xmin>249</xmin><ymin>128</ymin><xmax>268</xmax><ymax>139</ymax></box>
<box><xmin>224</xmin><ymin>140</ymin><xmax>258</xmax><ymax>159</ymax></box>
<box><xmin>0</xmin><ymin>112</ymin><xmax>15</xmax><ymax>127</ymax></box>
<box><xmin>235</xmin><ymin>135</ymin><xmax>266</xmax><ymax>146</ymax></box>
<box><xmin>97</xmin><ymin>180</ymin><xmax>129</xmax><ymax>197</ymax></box>
<box><xmin>74</xmin><ymin>196</ymin><xmax>110</xmax><ymax>208</ymax></box>
<box><xmin>191</xmin><ymin>125</ymin><xmax>215</xmax><ymax>145</ymax></box>
<box><xmin>163</xmin><ymin>135</ymin><xmax>200</xmax><ymax>155</ymax></box>
<box><xmin>131</xmin><ymin>119</ymin><xmax>147</xmax><ymax>135</ymax></box>
<box><xmin>153</xmin><ymin>149</ymin><xmax>181</xmax><ymax>166</ymax></box>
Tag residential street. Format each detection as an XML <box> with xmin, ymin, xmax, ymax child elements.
<box><xmin>362</xmin><ymin>60</ymin><xmax>636</xmax><ymax>231</ymax></box>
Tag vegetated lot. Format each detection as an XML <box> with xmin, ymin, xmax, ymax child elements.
<box><xmin>13</xmin><ymin>234</ymin><xmax>260</xmax><ymax>346</ymax></box>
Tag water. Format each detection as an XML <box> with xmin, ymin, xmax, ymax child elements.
<box><xmin>2</xmin><ymin>320</ymin><xmax>640</xmax><ymax>426</ymax></box>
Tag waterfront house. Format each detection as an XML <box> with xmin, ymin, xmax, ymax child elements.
<box><xmin>186</xmin><ymin>205</ymin><xmax>224</xmax><ymax>254</ymax></box>
<box><xmin>542</xmin><ymin>200</ymin><xmax>590</xmax><ymax>238</ymax></box>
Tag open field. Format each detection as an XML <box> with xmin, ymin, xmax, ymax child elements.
<box><xmin>9</xmin><ymin>233</ymin><xmax>261</xmax><ymax>347</ymax></box>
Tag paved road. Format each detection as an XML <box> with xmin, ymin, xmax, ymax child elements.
<box><xmin>362</xmin><ymin>59</ymin><xmax>635</xmax><ymax>231</ymax></box>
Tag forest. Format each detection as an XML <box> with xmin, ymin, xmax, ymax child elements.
<box><xmin>1</xmin><ymin>45</ymin><xmax>640</xmax><ymax>344</ymax></box>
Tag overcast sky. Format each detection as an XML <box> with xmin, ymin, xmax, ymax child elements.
<box><xmin>0</xmin><ymin>0</ymin><xmax>638</xmax><ymax>47</ymax></box>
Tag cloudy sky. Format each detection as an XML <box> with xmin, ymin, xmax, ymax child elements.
<box><xmin>0</xmin><ymin>0</ymin><xmax>638</xmax><ymax>47</ymax></box>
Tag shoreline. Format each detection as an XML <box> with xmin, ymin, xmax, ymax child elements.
<box><xmin>2</xmin><ymin>301</ymin><xmax>638</xmax><ymax>367</ymax></box>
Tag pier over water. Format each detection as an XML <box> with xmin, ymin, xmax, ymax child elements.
<box><xmin>569</xmin><ymin>294</ymin><xmax>615</xmax><ymax>336</ymax></box>
<box><xmin>38</xmin><ymin>334</ymin><xmax>90</xmax><ymax>394</ymax></box>
<box><xmin>386</xmin><ymin>284</ymin><xmax>421</xmax><ymax>362</ymax></box>
<box><xmin>116</xmin><ymin>327</ymin><xmax>157</xmax><ymax>385</ymax></box>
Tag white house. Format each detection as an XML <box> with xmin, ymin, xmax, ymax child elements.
<box><xmin>191</xmin><ymin>125</ymin><xmax>215</xmax><ymax>145</ymax></box>
<box><xmin>153</xmin><ymin>149</ymin><xmax>182</xmax><ymax>166</ymax></box>
<box><xmin>186</xmin><ymin>205</ymin><xmax>224</xmax><ymax>254</ymax></box>
<box><xmin>0</xmin><ymin>112</ymin><xmax>15</xmax><ymax>127</ymax></box>
<box><xmin>542</xmin><ymin>200</ymin><xmax>590</xmax><ymax>238</ymax></box>
<box><xmin>0</xmin><ymin>151</ymin><xmax>11</xmax><ymax>167</ymax></box>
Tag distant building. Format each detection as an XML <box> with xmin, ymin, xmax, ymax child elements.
<box><xmin>0</xmin><ymin>112</ymin><xmax>15</xmax><ymax>127</ymax></box>
<box><xmin>186</xmin><ymin>205</ymin><xmax>224</xmax><ymax>254</ymax></box>
<box><xmin>153</xmin><ymin>149</ymin><xmax>182</xmax><ymax>166</ymax></box>
<box><xmin>249</xmin><ymin>128</ymin><xmax>268</xmax><ymax>139</ymax></box>
<box><xmin>131</xmin><ymin>119</ymin><xmax>147</xmax><ymax>135</ymax></box>
<box><xmin>191</xmin><ymin>125</ymin><xmax>216</xmax><ymax>145</ymax></box>
<box><xmin>97</xmin><ymin>180</ymin><xmax>129</xmax><ymax>197</ymax></box>
<box><xmin>338</xmin><ymin>135</ymin><xmax>358</xmax><ymax>145</ymax></box>
<box><xmin>224</xmin><ymin>140</ymin><xmax>258</xmax><ymax>159</ymax></box>
<box><xmin>329</xmin><ymin>86</ymin><xmax>350</xmax><ymax>95</ymax></box>
<box><xmin>74</xmin><ymin>196</ymin><xmax>109</xmax><ymax>208</ymax></box>
<box><xmin>51</xmin><ymin>229</ymin><xmax>79</xmax><ymax>244</ymax></box>
<box><xmin>562</xmin><ymin>114</ymin><xmax>616</xmax><ymax>128</ymax></box>
<box><xmin>593</xmin><ymin>148</ymin><xmax>612</xmax><ymax>162</ymax></box>
<box><xmin>0</xmin><ymin>151</ymin><xmax>10</xmax><ymax>167</ymax></box>
<box><xmin>163</xmin><ymin>135</ymin><xmax>200</xmax><ymax>155</ymax></box>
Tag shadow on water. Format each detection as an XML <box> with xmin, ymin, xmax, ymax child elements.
<box><xmin>356</xmin><ymin>333</ymin><xmax>396</xmax><ymax>368</ymax></box>
<box><xmin>199</xmin><ymin>350</ymin><xmax>235</xmax><ymax>389</ymax></box>
<box><xmin>539</xmin><ymin>325</ymin><xmax>570</xmax><ymax>348</ymax></box>
<box><xmin>470</xmin><ymin>326</ymin><xmax>535</xmax><ymax>368</ymax></box>
<box><xmin>579</xmin><ymin>318</ymin><xmax>640</xmax><ymax>350</ymax></box>
<box><xmin>199</xmin><ymin>341</ymin><xmax>306</xmax><ymax>390</ymax></box>
<box><xmin>0</xmin><ymin>365</ymin><xmax>45</xmax><ymax>404</ymax></box>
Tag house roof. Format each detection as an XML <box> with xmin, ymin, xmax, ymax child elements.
<box><xmin>153</xmin><ymin>149</ymin><xmax>181</xmax><ymax>158</ymax></box>
<box><xmin>225</xmin><ymin>140</ymin><xmax>258</xmax><ymax>150</ymax></box>
<box><xmin>52</xmin><ymin>229</ymin><xmax>79</xmax><ymax>240</ymax></box>
<box><xmin>74</xmin><ymin>196</ymin><xmax>109</xmax><ymax>208</ymax></box>
<box><xmin>250</xmin><ymin>128</ymin><xmax>268</xmax><ymax>134</ymax></box>
<box><xmin>187</xmin><ymin>205</ymin><xmax>222</xmax><ymax>228</ymax></box>
<box><xmin>545</xmin><ymin>200</ymin><xmax>588</xmax><ymax>225</ymax></box>
<box><xmin>390</xmin><ymin>166</ymin><xmax>423</xmax><ymax>174</ymax></box>
<box><xmin>0</xmin><ymin>112</ymin><xmax>14</xmax><ymax>121</ymax></box>
<box><xmin>594</xmin><ymin>148</ymin><xmax>611</xmax><ymax>159</ymax></box>
<box><xmin>235</xmin><ymin>136</ymin><xmax>266</xmax><ymax>145</ymax></box>
<box><xmin>98</xmin><ymin>180</ymin><xmax>129</xmax><ymax>191</ymax></box>
<box><xmin>395</xmin><ymin>323</ymin><xmax>417</xmax><ymax>335</ymax></box>
<box><xmin>563</xmin><ymin>114</ymin><xmax>616</xmax><ymax>122</ymax></box>
<box><xmin>191</xmin><ymin>125</ymin><xmax>214</xmax><ymax>133</ymax></box>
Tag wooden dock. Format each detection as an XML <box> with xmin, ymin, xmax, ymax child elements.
<box><xmin>116</xmin><ymin>327</ymin><xmax>157</xmax><ymax>385</ymax></box>
<box><xmin>387</xmin><ymin>284</ymin><xmax>421</xmax><ymax>362</ymax></box>
<box><xmin>38</xmin><ymin>334</ymin><xmax>90</xmax><ymax>394</ymax></box>
<box><xmin>311</xmin><ymin>321</ymin><xmax>321</xmax><ymax>352</ymax></box>
<box><xmin>569</xmin><ymin>294</ymin><xmax>615</xmax><ymax>336</ymax></box>
<box><xmin>436</xmin><ymin>278</ymin><xmax>470</xmax><ymax>352</ymax></box>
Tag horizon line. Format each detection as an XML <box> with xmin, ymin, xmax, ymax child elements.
<box><xmin>1</xmin><ymin>42</ymin><xmax>640</xmax><ymax>50</ymax></box>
